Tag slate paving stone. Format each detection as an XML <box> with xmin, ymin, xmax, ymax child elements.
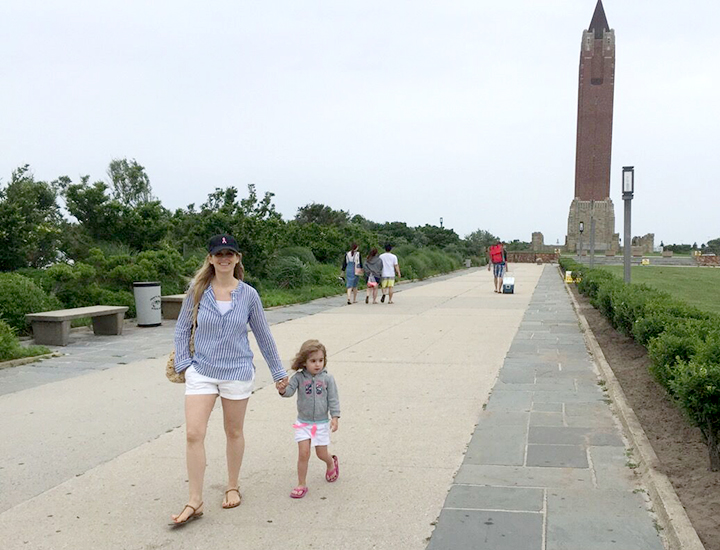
<box><xmin>532</xmin><ymin>390</ymin><xmax>603</xmax><ymax>404</ymax></box>
<box><xmin>445</xmin><ymin>485</ymin><xmax>544</xmax><ymax>512</ymax></box>
<box><xmin>476</xmin><ymin>411</ymin><xmax>529</xmax><ymax>427</ymax></box>
<box><xmin>587</xmin><ymin>430</ymin><xmax>624</xmax><ymax>447</ymax></box>
<box><xmin>531</xmin><ymin>402</ymin><xmax>563</xmax><ymax>413</ymax></box>
<box><xmin>565</xmin><ymin>403</ymin><xmax>615</xmax><ymax>417</ymax></box>
<box><xmin>528</xmin><ymin>426</ymin><xmax>588</xmax><ymax>445</ymax></box>
<box><xmin>427</xmin><ymin>509</ymin><xmax>542</xmax><ymax>550</ymax></box>
<box><xmin>494</xmin><ymin>380</ymin><xmax>577</xmax><ymax>392</ymax></box>
<box><xmin>529</xmin><ymin>412</ymin><xmax>565</xmax><ymax>427</ymax></box>
<box><xmin>546</xmin><ymin>488</ymin><xmax>664</xmax><ymax>550</ymax></box>
<box><xmin>464</xmin><ymin>425</ymin><xmax>527</xmax><ymax>466</ymax></box>
<box><xmin>454</xmin><ymin>464</ymin><xmax>594</xmax><ymax>489</ymax></box>
<box><xmin>498</xmin><ymin>367</ymin><xmax>535</xmax><ymax>384</ymax></box>
<box><xmin>590</xmin><ymin>447</ymin><xmax>637</xmax><ymax>490</ymax></box>
<box><xmin>526</xmin><ymin>444</ymin><xmax>589</xmax><ymax>468</ymax></box>
<box><xmin>484</xmin><ymin>390</ymin><xmax>533</xmax><ymax>411</ymax></box>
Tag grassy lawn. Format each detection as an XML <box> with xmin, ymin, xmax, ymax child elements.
<box><xmin>599</xmin><ymin>265</ymin><xmax>720</xmax><ymax>315</ymax></box>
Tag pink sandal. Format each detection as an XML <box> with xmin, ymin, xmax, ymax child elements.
<box><xmin>325</xmin><ymin>455</ymin><xmax>339</xmax><ymax>482</ymax></box>
<box><xmin>290</xmin><ymin>486</ymin><xmax>308</xmax><ymax>499</ymax></box>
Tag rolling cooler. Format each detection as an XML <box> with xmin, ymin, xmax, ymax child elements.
<box><xmin>502</xmin><ymin>276</ymin><xmax>515</xmax><ymax>294</ymax></box>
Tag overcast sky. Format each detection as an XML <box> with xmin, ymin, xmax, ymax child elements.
<box><xmin>1</xmin><ymin>1</ymin><xmax>718</xmax><ymax>246</ymax></box>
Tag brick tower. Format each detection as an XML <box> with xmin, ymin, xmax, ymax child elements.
<box><xmin>565</xmin><ymin>0</ymin><xmax>620</xmax><ymax>253</ymax></box>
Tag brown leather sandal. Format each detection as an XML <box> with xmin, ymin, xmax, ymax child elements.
<box><xmin>222</xmin><ymin>487</ymin><xmax>242</xmax><ymax>509</ymax></box>
<box><xmin>169</xmin><ymin>502</ymin><xmax>203</xmax><ymax>526</ymax></box>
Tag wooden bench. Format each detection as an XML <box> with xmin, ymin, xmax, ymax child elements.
<box><xmin>26</xmin><ymin>305</ymin><xmax>129</xmax><ymax>346</ymax></box>
<box><xmin>161</xmin><ymin>294</ymin><xmax>186</xmax><ymax>320</ymax></box>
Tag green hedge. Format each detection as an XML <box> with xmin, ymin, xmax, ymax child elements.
<box><xmin>560</xmin><ymin>257</ymin><xmax>720</xmax><ymax>469</ymax></box>
<box><xmin>0</xmin><ymin>273</ymin><xmax>64</xmax><ymax>333</ymax></box>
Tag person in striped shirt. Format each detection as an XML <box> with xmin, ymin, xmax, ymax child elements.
<box><xmin>171</xmin><ymin>234</ymin><xmax>289</xmax><ymax>526</ymax></box>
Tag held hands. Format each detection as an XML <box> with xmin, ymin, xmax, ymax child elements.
<box><xmin>276</xmin><ymin>377</ymin><xmax>289</xmax><ymax>394</ymax></box>
<box><xmin>330</xmin><ymin>417</ymin><xmax>339</xmax><ymax>432</ymax></box>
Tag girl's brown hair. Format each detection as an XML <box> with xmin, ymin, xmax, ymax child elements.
<box><xmin>189</xmin><ymin>252</ymin><xmax>245</xmax><ymax>306</ymax></box>
<box><xmin>290</xmin><ymin>339</ymin><xmax>327</xmax><ymax>371</ymax></box>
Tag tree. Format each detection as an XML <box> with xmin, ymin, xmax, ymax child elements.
<box><xmin>0</xmin><ymin>165</ymin><xmax>63</xmax><ymax>270</ymax></box>
<box><xmin>463</xmin><ymin>229</ymin><xmax>499</xmax><ymax>257</ymax></box>
<box><xmin>706</xmin><ymin>238</ymin><xmax>720</xmax><ymax>255</ymax></box>
<box><xmin>107</xmin><ymin>158</ymin><xmax>153</xmax><ymax>207</ymax></box>
<box><xmin>295</xmin><ymin>203</ymin><xmax>350</xmax><ymax>226</ymax></box>
<box><xmin>417</xmin><ymin>224</ymin><xmax>460</xmax><ymax>249</ymax></box>
<box><xmin>63</xmin><ymin>173</ymin><xmax>170</xmax><ymax>253</ymax></box>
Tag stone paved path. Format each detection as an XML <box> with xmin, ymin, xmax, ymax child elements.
<box><xmin>426</xmin><ymin>267</ymin><xmax>665</xmax><ymax>550</ymax></box>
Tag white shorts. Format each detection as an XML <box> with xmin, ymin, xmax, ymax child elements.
<box><xmin>293</xmin><ymin>420</ymin><xmax>331</xmax><ymax>447</ymax></box>
<box><xmin>184</xmin><ymin>365</ymin><xmax>254</xmax><ymax>400</ymax></box>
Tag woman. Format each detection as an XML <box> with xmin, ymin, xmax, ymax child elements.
<box><xmin>171</xmin><ymin>234</ymin><xmax>288</xmax><ymax>525</ymax></box>
<box><xmin>341</xmin><ymin>243</ymin><xmax>362</xmax><ymax>305</ymax></box>
<box><xmin>363</xmin><ymin>248</ymin><xmax>383</xmax><ymax>304</ymax></box>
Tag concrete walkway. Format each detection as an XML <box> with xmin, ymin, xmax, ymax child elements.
<box><xmin>0</xmin><ymin>266</ymin><xmax>665</xmax><ymax>550</ymax></box>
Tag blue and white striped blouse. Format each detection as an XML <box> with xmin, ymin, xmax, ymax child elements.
<box><xmin>173</xmin><ymin>281</ymin><xmax>288</xmax><ymax>382</ymax></box>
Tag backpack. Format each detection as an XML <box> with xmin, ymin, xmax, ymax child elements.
<box><xmin>489</xmin><ymin>244</ymin><xmax>504</xmax><ymax>264</ymax></box>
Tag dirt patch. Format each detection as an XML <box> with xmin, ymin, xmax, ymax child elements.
<box><xmin>573</xmin><ymin>288</ymin><xmax>720</xmax><ymax>550</ymax></box>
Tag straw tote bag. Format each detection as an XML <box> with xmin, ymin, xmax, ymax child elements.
<box><xmin>165</xmin><ymin>300</ymin><xmax>199</xmax><ymax>383</ymax></box>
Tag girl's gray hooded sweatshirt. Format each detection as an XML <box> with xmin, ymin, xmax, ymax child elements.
<box><xmin>282</xmin><ymin>369</ymin><xmax>340</xmax><ymax>423</ymax></box>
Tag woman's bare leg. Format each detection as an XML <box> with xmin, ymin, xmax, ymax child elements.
<box><xmin>172</xmin><ymin>394</ymin><xmax>217</xmax><ymax>523</ymax></box>
<box><xmin>221</xmin><ymin>396</ymin><xmax>249</xmax><ymax>507</ymax></box>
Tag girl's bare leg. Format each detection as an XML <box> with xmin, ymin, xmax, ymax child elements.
<box><xmin>297</xmin><ymin>440</ymin><xmax>312</xmax><ymax>486</ymax></box>
<box><xmin>172</xmin><ymin>394</ymin><xmax>216</xmax><ymax>523</ymax></box>
<box><xmin>221</xmin><ymin>396</ymin><xmax>249</xmax><ymax>507</ymax></box>
<box><xmin>314</xmin><ymin>445</ymin><xmax>335</xmax><ymax>472</ymax></box>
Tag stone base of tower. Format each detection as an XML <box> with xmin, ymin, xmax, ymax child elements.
<box><xmin>565</xmin><ymin>199</ymin><xmax>620</xmax><ymax>254</ymax></box>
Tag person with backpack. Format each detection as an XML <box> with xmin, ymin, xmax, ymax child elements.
<box><xmin>487</xmin><ymin>241</ymin><xmax>508</xmax><ymax>293</ymax></box>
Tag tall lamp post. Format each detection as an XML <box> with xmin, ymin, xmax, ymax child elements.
<box><xmin>589</xmin><ymin>200</ymin><xmax>596</xmax><ymax>269</ymax></box>
<box><xmin>578</xmin><ymin>221</ymin><xmax>584</xmax><ymax>258</ymax></box>
<box><xmin>622</xmin><ymin>166</ymin><xmax>635</xmax><ymax>283</ymax></box>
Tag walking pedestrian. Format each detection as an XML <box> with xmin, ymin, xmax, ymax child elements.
<box><xmin>278</xmin><ymin>339</ymin><xmax>340</xmax><ymax>499</ymax></box>
<box><xmin>170</xmin><ymin>234</ymin><xmax>289</xmax><ymax>526</ymax></box>
<box><xmin>488</xmin><ymin>241</ymin><xmax>509</xmax><ymax>293</ymax></box>
<box><xmin>341</xmin><ymin>243</ymin><xmax>362</xmax><ymax>305</ymax></box>
<box><xmin>363</xmin><ymin>248</ymin><xmax>383</xmax><ymax>304</ymax></box>
<box><xmin>379</xmin><ymin>244</ymin><xmax>401</xmax><ymax>304</ymax></box>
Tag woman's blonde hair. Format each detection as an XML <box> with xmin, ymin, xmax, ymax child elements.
<box><xmin>189</xmin><ymin>252</ymin><xmax>245</xmax><ymax>306</ymax></box>
<box><xmin>290</xmin><ymin>339</ymin><xmax>327</xmax><ymax>371</ymax></box>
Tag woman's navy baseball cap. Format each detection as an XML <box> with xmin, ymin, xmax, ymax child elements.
<box><xmin>208</xmin><ymin>234</ymin><xmax>240</xmax><ymax>255</ymax></box>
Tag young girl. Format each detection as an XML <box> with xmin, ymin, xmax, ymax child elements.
<box><xmin>278</xmin><ymin>339</ymin><xmax>340</xmax><ymax>498</ymax></box>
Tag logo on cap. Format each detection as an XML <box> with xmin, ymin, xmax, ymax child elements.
<box><xmin>222</xmin><ymin>237</ymin><xmax>227</xmax><ymax>244</ymax></box>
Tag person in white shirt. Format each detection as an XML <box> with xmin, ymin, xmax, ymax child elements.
<box><xmin>378</xmin><ymin>244</ymin><xmax>401</xmax><ymax>304</ymax></box>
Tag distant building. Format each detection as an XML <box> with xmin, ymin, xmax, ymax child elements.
<box><xmin>565</xmin><ymin>0</ymin><xmax>620</xmax><ymax>254</ymax></box>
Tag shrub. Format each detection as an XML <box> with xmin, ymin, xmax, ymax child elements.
<box><xmin>0</xmin><ymin>319</ymin><xmax>50</xmax><ymax>362</ymax></box>
<box><xmin>694</xmin><ymin>332</ymin><xmax>720</xmax><ymax>366</ymax></box>
<box><xmin>45</xmin><ymin>262</ymin><xmax>98</xmax><ymax>309</ymax></box>
<box><xmin>308</xmin><ymin>263</ymin><xmax>344</xmax><ymax>287</ymax></box>
<box><xmin>647</xmin><ymin>328</ymin><xmax>702</xmax><ymax>388</ymax></box>
<box><xmin>277</xmin><ymin>247</ymin><xmax>316</xmax><ymax>264</ymax></box>
<box><xmin>590</xmin><ymin>277</ymin><xmax>623</xmax><ymax>322</ymax></box>
<box><xmin>578</xmin><ymin>269</ymin><xmax>617</xmax><ymax>299</ymax></box>
<box><xmin>670</xmin><ymin>360</ymin><xmax>720</xmax><ymax>470</ymax></box>
<box><xmin>611</xmin><ymin>284</ymin><xmax>666</xmax><ymax>336</ymax></box>
<box><xmin>0</xmin><ymin>273</ymin><xmax>63</xmax><ymax>333</ymax></box>
<box><xmin>271</xmin><ymin>256</ymin><xmax>312</xmax><ymax>289</ymax></box>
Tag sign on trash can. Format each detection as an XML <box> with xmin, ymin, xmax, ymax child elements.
<box><xmin>133</xmin><ymin>282</ymin><xmax>162</xmax><ymax>327</ymax></box>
